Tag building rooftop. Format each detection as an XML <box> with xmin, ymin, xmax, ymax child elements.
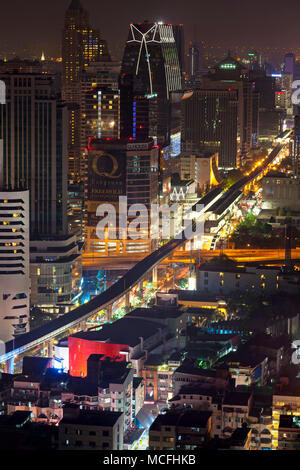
<box><xmin>60</xmin><ymin>409</ymin><xmax>122</xmax><ymax>427</ymax></box>
<box><xmin>0</xmin><ymin>411</ymin><xmax>31</xmax><ymax>428</ymax></box>
<box><xmin>223</xmin><ymin>391</ymin><xmax>252</xmax><ymax>407</ymax></box>
<box><xmin>174</xmin><ymin>360</ymin><xmax>218</xmax><ymax>378</ymax></box>
<box><xmin>127</xmin><ymin>306</ymin><xmax>184</xmax><ymax>321</ymax></box>
<box><xmin>217</xmin><ymin>349</ymin><xmax>267</xmax><ymax>368</ymax></box>
<box><xmin>70</xmin><ymin>317</ymin><xmax>164</xmax><ymax>347</ymax></box>
<box><xmin>150</xmin><ymin>410</ymin><xmax>212</xmax><ymax>431</ymax></box>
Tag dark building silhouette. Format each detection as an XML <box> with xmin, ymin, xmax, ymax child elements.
<box><xmin>181</xmin><ymin>89</ymin><xmax>239</xmax><ymax>169</ymax></box>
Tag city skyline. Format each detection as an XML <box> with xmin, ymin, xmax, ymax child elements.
<box><xmin>1</xmin><ymin>0</ymin><xmax>300</xmax><ymax>61</ymax></box>
<box><xmin>1</xmin><ymin>0</ymin><xmax>300</xmax><ymax>455</ymax></box>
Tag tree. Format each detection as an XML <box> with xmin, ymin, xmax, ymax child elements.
<box><xmin>222</xmin><ymin>169</ymin><xmax>244</xmax><ymax>190</ymax></box>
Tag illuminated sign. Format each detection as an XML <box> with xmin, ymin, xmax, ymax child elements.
<box><xmin>170</xmin><ymin>186</ymin><xmax>187</xmax><ymax>202</ymax></box>
<box><xmin>88</xmin><ymin>149</ymin><xmax>126</xmax><ymax>202</ymax></box>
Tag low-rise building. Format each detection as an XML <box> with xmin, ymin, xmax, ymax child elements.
<box><xmin>222</xmin><ymin>391</ymin><xmax>253</xmax><ymax>436</ymax></box>
<box><xmin>217</xmin><ymin>349</ymin><xmax>268</xmax><ymax>387</ymax></box>
<box><xmin>58</xmin><ymin>404</ymin><xmax>123</xmax><ymax>450</ymax></box>
<box><xmin>142</xmin><ymin>352</ymin><xmax>182</xmax><ymax>403</ymax></box>
<box><xmin>272</xmin><ymin>373</ymin><xmax>300</xmax><ymax>449</ymax></box>
<box><xmin>149</xmin><ymin>409</ymin><xmax>212</xmax><ymax>450</ymax></box>
<box><xmin>68</xmin><ymin>317</ymin><xmax>169</xmax><ymax>377</ymax></box>
<box><xmin>278</xmin><ymin>415</ymin><xmax>300</xmax><ymax>450</ymax></box>
<box><xmin>172</xmin><ymin>360</ymin><xmax>230</xmax><ymax>395</ymax></box>
<box><xmin>198</xmin><ymin>262</ymin><xmax>280</xmax><ymax>295</ymax></box>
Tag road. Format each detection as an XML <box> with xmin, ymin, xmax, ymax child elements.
<box><xmin>82</xmin><ymin>248</ymin><xmax>300</xmax><ymax>268</ymax></box>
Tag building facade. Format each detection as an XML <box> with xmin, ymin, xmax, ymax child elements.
<box><xmin>120</xmin><ymin>21</ymin><xmax>182</xmax><ymax>145</ymax></box>
<box><xmin>0</xmin><ymin>190</ymin><xmax>30</xmax><ymax>342</ymax></box>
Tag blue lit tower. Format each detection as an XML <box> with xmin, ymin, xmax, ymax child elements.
<box><xmin>120</xmin><ymin>21</ymin><xmax>183</xmax><ymax>145</ymax></box>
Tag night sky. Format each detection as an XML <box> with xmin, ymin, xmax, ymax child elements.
<box><xmin>1</xmin><ymin>0</ymin><xmax>300</xmax><ymax>60</ymax></box>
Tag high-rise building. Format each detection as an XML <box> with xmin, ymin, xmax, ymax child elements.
<box><xmin>0</xmin><ymin>72</ymin><xmax>82</xmax><ymax>314</ymax></box>
<box><xmin>201</xmin><ymin>53</ymin><xmax>259</xmax><ymax>160</ymax></box>
<box><xmin>0</xmin><ymin>190</ymin><xmax>30</xmax><ymax>342</ymax></box>
<box><xmin>171</xmin><ymin>24</ymin><xmax>185</xmax><ymax>75</ymax></box>
<box><xmin>187</xmin><ymin>41</ymin><xmax>205</xmax><ymax>78</ymax></box>
<box><xmin>80</xmin><ymin>60</ymin><xmax>121</xmax><ymax>169</ymax></box>
<box><xmin>181</xmin><ymin>89</ymin><xmax>239</xmax><ymax>169</ymax></box>
<box><xmin>248</xmin><ymin>70</ymin><xmax>282</xmax><ymax>141</ymax></box>
<box><xmin>126</xmin><ymin>140</ymin><xmax>159</xmax><ymax>253</ymax></box>
<box><xmin>62</xmin><ymin>0</ymin><xmax>110</xmax><ymax>103</ymax></box>
<box><xmin>284</xmin><ymin>53</ymin><xmax>295</xmax><ymax>77</ymax></box>
<box><xmin>62</xmin><ymin>0</ymin><xmax>110</xmax><ymax>183</ymax></box>
<box><xmin>81</xmin><ymin>86</ymin><xmax>120</xmax><ymax>143</ymax></box>
<box><xmin>0</xmin><ymin>73</ymin><xmax>68</xmax><ymax>237</ymax></box>
<box><xmin>85</xmin><ymin>138</ymin><xmax>159</xmax><ymax>256</ymax></box>
<box><xmin>120</xmin><ymin>21</ymin><xmax>182</xmax><ymax>145</ymax></box>
<box><xmin>0</xmin><ymin>79</ymin><xmax>30</xmax><ymax>342</ymax></box>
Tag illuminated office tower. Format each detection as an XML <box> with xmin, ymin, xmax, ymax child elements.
<box><xmin>62</xmin><ymin>0</ymin><xmax>109</xmax><ymax>103</ymax></box>
<box><xmin>126</xmin><ymin>140</ymin><xmax>159</xmax><ymax>253</ymax></box>
<box><xmin>81</xmin><ymin>62</ymin><xmax>121</xmax><ymax>145</ymax></box>
<box><xmin>120</xmin><ymin>21</ymin><xmax>182</xmax><ymax>145</ymax></box>
<box><xmin>0</xmin><ymin>73</ymin><xmax>68</xmax><ymax>236</ymax></box>
<box><xmin>0</xmin><ymin>72</ymin><xmax>82</xmax><ymax>314</ymax></box>
<box><xmin>62</xmin><ymin>0</ymin><xmax>110</xmax><ymax>182</ymax></box>
<box><xmin>81</xmin><ymin>87</ymin><xmax>120</xmax><ymax>142</ymax></box>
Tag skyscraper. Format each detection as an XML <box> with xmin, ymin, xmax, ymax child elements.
<box><xmin>85</xmin><ymin>138</ymin><xmax>159</xmax><ymax>256</ymax></box>
<box><xmin>0</xmin><ymin>73</ymin><xmax>68</xmax><ymax>237</ymax></box>
<box><xmin>0</xmin><ymin>72</ymin><xmax>82</xmax><ymax>315</ymax></box>
<box><xmin>62</xmin><ymin>0</ymin><xmax>110</xmax><ymax>182</ymax></box>
<box><xmin>0</xmin><ymin>189</ymin><xmax>30</xmax><ymax>342</ymax></box>
<box><xmin>120</xmin><ymin>21</ymin><xmax>182</xmax><ymax>145</ymax></box>
<box><xmin>181</xmin><ymin>89</ymin><xmax>239</xmax><ymax>169</ymax></box>
<box><xmin>284</xmin><ymin>53</ymin><xmax>295</xmax><ymax>78</ymax></box>
<box><xmin>0</xmin><ymin>77</ymin><xmax>30</xmax><ymax>342</ymax></box>
<box><xmin>187</xmin><ymin>41</ymin><xmax>205</xmax><ymax>78</ymax></box>
<box><xmin>62</xmin><ymin>0</ymin><xmax>109</xmax><ymax>104</ymax></box>
<box><xmin>198</xmin><ymin>52</ymin><xmax>260</xmax><ymax>164</ymax></box>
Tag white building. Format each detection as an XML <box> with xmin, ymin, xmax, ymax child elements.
<box><xmin>198</xmin><ymin>263</ymin><xmax>280</xmax><ymax>294</ymax></box>
<box><xmin>0</xmin><ymin>190</ymin><xmax>30</xmax><ymax>342</ymax></box>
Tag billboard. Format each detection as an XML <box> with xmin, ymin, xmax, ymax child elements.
<box><xmin>156</xmin><ymin>292</ymin><xmax>178</xmax><ymax>307</ymax></box>
<box><xmin>88</xmin><ymin>147</ymin><xmax>126</xmax><ymax>202</ymax></box>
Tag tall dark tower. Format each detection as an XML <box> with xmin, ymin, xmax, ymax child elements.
<box><xmin>62</xmin><ymin>0</ymin><xmax>110</xmax><ymax>182</ymax></box>
<box><xmin>120</xmin><ymin>21</ymin><xmax>182</xmax><ymax>145</ymax></box>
